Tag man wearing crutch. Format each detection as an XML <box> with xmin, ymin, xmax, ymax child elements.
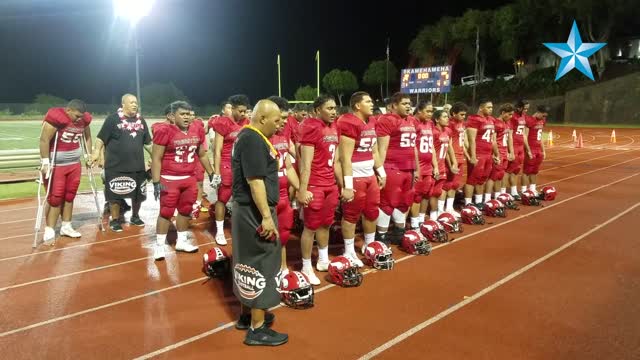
<box><xmin>37</xmin><ymin>99</ymin><xmax>92</xmax><ymax>245</ymax></box>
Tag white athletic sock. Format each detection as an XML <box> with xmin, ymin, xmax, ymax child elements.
<box><xmin>465</xmin><ymin>197</ymin><xmax>472</xmax><ymax>205</ymax></box>
<box><xmin>418</xmin><ymin>213</ymin><xmax>426</xmax><ymax>224</ymax></box>
<box><xmin>410</xmin><ymin>217</ymin><xmax>420</xmax><ymax>229</ymax></box>
<box><xmin>429</xmin><ymin>211</ymin><xmax>438</xmax><ymax>221</ymax></box>
<box><xmin>156</xmin><ymin>234</ymin><xmax>167</xmax><ymax>246</ymax></box>
<box><xmin>521</xmin><ymin>186</ymin><xmax>526</xmax><ymax>193</ymax></box>
<box><xmin>529</xmin><ymin>184</ymin><xmax>537</xmax><ymax>192</ymax></box>
<box><xmin>302</xmin><ymin>258</ymin><xmax>312</xmax><ymax>271</ymax></box>
<box><xmin>216</xmin><ymin>220</ymin><xmax>224</xmax><ymax>235</ymax></box>
<box><xmin>437</xmin><ymin>200</ymin><xmax>445</xmax><ymax>213</ymax></box>
<box><xmin>177</xmin><ymin>231</ymin><xmax>188</xmax><ymax>243</ymax></box>
<box><xmin>484</xmin><ymin>193</ymin><xmax>492</xmax><ymax>202</ymax></box>
<box><xmin>364</xmin><ymin>233</ymin><xmax>375</xmax><ymax>246</ymax></box>
<box><xmin>318</xmin><ymin>246</ymin><xmax>329</xmax><ymax>263</ymax></box>
<box><xmin>495</xmin><ymin>192</ymin><xmax>501</xmax><ymax>199</ymax></box>
<box><xmin>474</xmin><ymin>194</ymin><xmax>483</xmax><ymax>204</ymax></box>
<box><xmin>344</xmin><ymin>238</ymin><xmax>355</xmax><ymax>254</ymax></box>
<box><xmin>61</xmin><ymin>221</ymin><xmax>71</xmax><ymax>228</ymax></box>
<box><xmin>511</xmin><ymin>186</ymin><xmax>518</xmax><ymax>195</ymax></box>
<box><xmin>500</xmin><ymin>187</ymin><xmax>506</xmax><ymax>194</ymax></box>
<box><xmin>445</xmin><ymin>198</ymin><xmax>454</xmax><ymax>211</ymax></box>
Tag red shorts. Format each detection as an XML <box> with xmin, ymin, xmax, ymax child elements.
<box><xmin>342</xmin><ymin>175</ymin><xmax>380</xmax><ymax>223</ymax></box>
<box><xmin>194</xmin><ymin>161</ymin><xmax>205</xmax><ymax>182</ymax></box>
<box><xmin>429</xmin><ymin>178</ymin><xmax>447</xmax><ymax>198</ymax></box>
<box><xmin>413</xmin><ymin>174</ymin><xmax>435</xmax><ymax>203</ymax></box>
<box><xmin>276</xmin><ymin>195</ymin><xmax>293</xmax><ymax>246</ymax></box>
<box><xmin>523</xmin><ymin>150</ymin><xmax>544</xmax><ymax>175</ymax></box>
<box><xmin>45</xmin><ymin>163</ymin><xmax>81</xmax><ymax>207</ymax></box>
<box><xmin>443</xmin><ymin>157</ymin><xmax>465</xmax><ymax>191</ymax></box>
<box><xmin>304</xmin><ymin>185</ymin><xmax>339</xmax><ymax>230</ymax></box>
<box><xmin>159</xmin><ymin>176</ymin><xmax>198</xmax><ymax>219</ymax></box>
<box><xmin>466</xmin><ymin>155</ymin><xmax>492</xmax><ymax>185</ymax></box>
<box><xmin>217</xmin><ymin>165</ymin><xmax>232</xmax><ymax>204</ymax></box>
<box><xmin>506</xmin><ymin>144</ymin><xmax>525</xmax><ymax>174</ymax></box>
<box><xmin>490</xmin><ymin>156</ymin><xmax>508</xmax><ymax>181</ymax></box>
<box><xmin>379</xmin><ymin>169</ymin><xmax>414</xmax><ymax>215</ymax></box>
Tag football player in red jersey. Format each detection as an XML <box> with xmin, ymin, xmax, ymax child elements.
<box><xmin>443</xmin><ymin>102</ymin><xmax>469</xmax><ymax>217</ymax></box>
<box><xmin>296</xmin><ymin>95</ymin><xmax>339</xmax><ymax>285</ymax></box>
<box><xmin>267</xmin><ymin>96</ymin><xmax>300</xmax><ymax>275</ymax></box>
<box><xmin>151</xmin><ymin>101</ymin><xmax>214</xmax><ymax>261</ymax></box>
<box><xmin>375</xmin><ymin>92</ymin><xmax>420</xmax><ymax>245</ymax></box>
<box><xmin>430</xmin><ymin>110</ymin><xmax>458</xmax><ymax>220</ymax></box>
<box><xmin>486</xmin><ymin>104</ymin><xmax>515</xmax><ymax>200</ymax></box>
<box><xmin>189</xmin><ymin>110</ymin><xmax>208</xmax><ymax>217</ymax></box>
<box><xmin>210</xmin><ymin>95</ymin><xmax>250</xmax><ymax>245</ymax></box>
<box><xmin>464</xmin><ymin>100</ymin><xmax>498</xmax><ymax>209</ymax></box>
<box><xmin>409</xmin><ymin>101</ymin><xmax>438</xmax><ymax>229</ymax></box>
<box><xmin>38</xmin><ymin>100</ymin><xmax>92</xmax><ymax>245</ymax></box>
<box><xmin>505</xmin><ymin>100</ymin><xmax>529</xmax><ymax>199</ymax></box>
<box><xmin>334</xmin><ymin>91</ymin><xmax>384</xmax><ymax>265</ymax></box>
<box><xmin>522</xmin><ymin>105</ymin><xmax>549</xmax><ymax>195</ymax></box>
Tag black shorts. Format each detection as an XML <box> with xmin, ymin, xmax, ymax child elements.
<box><xmin>104</xmin><ymin>169</ymin><xmax>148</xmax><ymax>202</ymax></box>
<box><xmin>231</xmin><ymin>202</ymin><xmax>281</xmax><ymax>309</ymax></box>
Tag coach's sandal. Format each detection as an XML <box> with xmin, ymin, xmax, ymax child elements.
<box><xmin>301</xmin><ymin>268</ymin><xmax>321</xmax><ymax>286</ymax></box>
<box><xmin>215</xmin><ymin>233</ymin><xmax>228</xmax><ymax>246</ymax></box>
<box><xmin>244</xmin><ymin>324</ymin><xmax>288</xmax><ymax>346</ymax></box>
<box><xmin>153</xmin><ymin>244</ymin><xmax>166</xmax><ymax>261</ymax></box>
<box><xmin>236</xmin><ymin>312</ymin><xmax>275</xmax><ymax>330</ymax></box>
<box><xmin>60</xmin><ymin>224</ymin><xmax>81</xmax><ymax>238</ymax></box>
<box><xmin>109</xmin><ymin>220</ymin><xmax>123</xmax><ymax>232</ymax></box>
<box><xmin>175</xmin><ymin>238</ymin><xmax>199</xmax><ymax>253</ymax></box>
<box><xmin>43</xmin><ymin>227</ymin><xmax>56</xmax><ymax>246</ymax></box>
<box><xmin>129</xmin><ymin>216</ymin><xmax>145</xmax><ymax>227</ymax></box>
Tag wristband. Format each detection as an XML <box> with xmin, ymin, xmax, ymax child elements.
<box><xmin>344</xmin><ymin>176</ymin><xmax>353</xmax><ymax>190</ymax></box>
<box><xmin>375</xmin><ymin>166</ymin><xmax>386</xmax><ymax>178</ymax></box>
<box><xmin>40</xmin><ymin>158</ymin><xmax>50</xmax><ymax>165</ymax></box>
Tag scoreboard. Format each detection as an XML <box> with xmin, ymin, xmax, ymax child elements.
<box><xmin>400</xmin><ymin>65</ymin><xmax>452</xmax><ymax>94</ymax></box>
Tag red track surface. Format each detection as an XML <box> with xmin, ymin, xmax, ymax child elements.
<box><xmin>0</xmin><ymin>127</ymin><xmax>639</xmax><ymax>359</ymax></box>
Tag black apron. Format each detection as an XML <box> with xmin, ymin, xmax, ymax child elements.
<box><xmin>104</xmin><ymin>170</ymin><xmax>148</xmax><ymax>202</ymax></box>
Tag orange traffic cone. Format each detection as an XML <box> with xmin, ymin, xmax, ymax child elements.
<box><xmin>610</xmin><ymin>129</ymin><xmax>617</xmax><ymax>143</ymax></box>
<box><xmin>547</xmin><ymin>130</ymin><xmax>554</xmax><ymax>147</ymax></box>
<box><xmin>575</xmin><ymin>133</ymin><xmax>584</xmax><ymax>148</ymax></box>
<box><xmin>572</xmin><ymin>129</ymin><xmax>577</xmax><ymax>142</ymax></box>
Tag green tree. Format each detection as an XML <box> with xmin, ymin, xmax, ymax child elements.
<box><xmin>33</xmin><ymin>93</ymin><xmax>67</xmax><ymax>105</ymax></box>
<box><xmin>294</xmin><ymin>85</ymin><xmax>317</xmax><ymax>101</ymax></box>
<box><xmin>140</xmin><ymin>82</ymin><xmax>189</xmax><ymax>107</ymax></box>
<box><xmin>363</xmin><ymin>60</ymin><xmax>399</xmax><ymax>100</ymax></box>
<box><xmin>322</xmin><ymin>69</ymin><xmax>358</xmax><ymax>106</ymax></box>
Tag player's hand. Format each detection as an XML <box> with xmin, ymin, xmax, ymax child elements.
<box><xmin>153</xmin><ymin>182</ymin><xmax>165</xmax><ymax>201</ymax></box>
<box><xmin>493</xmin><ymin>155</ymin><xmax>501</xmax><ymax>165</ymax></box>
<box><xmin>341</xmin><ymin>188</ymin><xmax>355</xmax><ymax>202</ymax></box>
<box><xmin>543</xmin><ymin>152</ymin><xmax>546</xmax><ymax>160</ymax></box>
<box><xmin>451</xmin><ymin>165</ymin><xmax>459</xmax><ymax>175</ymax></box>
<box><xmin>90</xmin><ymin>153</ymin><xmax>100</xmax><ymax>168</ymax></box>
<box><xmin>210</xmin><ymin>174</ymin><xmax>222</xmax><ymax>188</ymax></box>
<box><xmin>413</xmin><ymin>170</ymin><xmax>420</xmax><ymax>183</ymax></box>
<box><xmin>377</xmin><ymin>175</ymin><xmax>386</xmax><ymax>189</ymax></box>
<box><xmin>433</xmin><ymin>169</ymin><xmax>440</xmax><ymax>180</ymax></box>
<box><xmin>526</xmin><ymin>150</ymin><xmax>533</xmax><ymax>159</ymax></box>
<box><xmin>469</xmin><ymin>156</ymin><xmax>478</xmax><ymax>165</ymax></box>
<box><xmin>39</xmin><ymin>164</ymin><xmax>50</xmax><ymax>181</ymax></box>
<box><xmin>258</xmin><ymin>216</ymin><xmax>279</xmax><ymax>241</ymax></box>
<box><xmin>146</xmin><ymin>159</ymin><xmax>152</xmax><ymax>170</ymax></box>
<box><xmin>296</xmin><ymin>190</ymin><xmax>313</xmax><ymax>206</ymax></box>
<box><xmin>507</xmin><ymin>153</ymin><xmax>515</xmax><ymax>161</ymax></box>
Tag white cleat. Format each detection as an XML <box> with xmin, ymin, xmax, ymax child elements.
<box><xmin>176</xmin><ymin>238</ymin><xmax>199</xmax><ymax>253</ymax></box>
<box><xmin>316</xmin><ymin>259</ymin><xmax>330</xmax><ymax>272</ymax></box>
<box><xmin>215</xmin><ymin>233</ymin><xmax>228</xmax><ymax>246</ymax></box>
<box><xmin>43</xmin><ymin>227</ymin><xmax>56</xmax><ymax>246</ymax></box>
<box><xmin>301</xmin><ymin>268</ymin><xmax>321</xmax><ymax>286</ymax></box>
<box><xmin>446</xmin><ymin>209</ymin><xmax>461</xmax><ymax>219</ymax></box>
<box><xmin>60</xmin><ymin>224</ymin><xmax>81</xmax><ymax>238</ymax></box>
<box><xmin>343</xmin><ymin>252</ymin><xmax>364</xmax><ymax>268</ymax></box>
<box><xmin>154</xmin><ymin>244</ymin><xmax>166</xmax><ymax>261</ymax></box>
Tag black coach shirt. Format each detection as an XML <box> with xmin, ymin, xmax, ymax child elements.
<box><xmin>97</xmin><ymin>113</ymin><xmax>151</xmax><ymax>172</ymax></box>
<box><xmin>232</xmin><ymin>128</ymin><xmax>279</xmax><ymax>207</ymax></box>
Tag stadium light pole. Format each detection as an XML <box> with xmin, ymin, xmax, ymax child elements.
<box><xmin>114</xmin><ymin>0</ymin><xmax>155</xmax><ymax>112</ymax></box>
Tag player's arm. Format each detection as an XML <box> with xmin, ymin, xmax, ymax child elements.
<box><xmin>39</xmin><ymin>122</ymin><xmax>57</xmax><ymax>177</ymax></box>
<box><xmin>447</xmin><ymin>139</ymin><xmax>458</xmax><ymax>171</ymax></box>
<box><xmin>507</xmin><ymin>129</ymin><xmax>515</xmax><ymax>160</ymax></box>
<box><xmin>523</xmin><ymin>127</ymin><xmax>532</xmax><ymax>157</ymax></box>
<box><xmin>198</xmin><ymin>146</ymin><xmax>214</xmax><ymax>176</ymax></box>
<box><xmin>432</xmin><ymin>142</ymin><xmax>439</xmax><ymax>174</ymax></box>
<box><xmin>463</xmin><ymin>132</ymin><xmax>471</xmax><ymax>160</ymax></box>
<box><xmin>288</xmin><ymin>139</ymin><xmax>296</xmax><ymax>158</ymax></box>
<box><xmin>338</xmin><ymin>135</ymin><xmax>356</xmax><ymax>200</ymax></box>
<box><xmin>466</xmin><ymin>128</ymin><xmax>477</xmax><ymax>163</ymax></box>
<box><xmin>492</xmin><ymin>132</ymin><xmax>499</xmax><ymax>157</ymax></box>
<box><xmin>413</xmin><ymin>146</ymin><xmax>420</xmax><ymax>181</ymax></box>
<box><xmin>213</xmin><ymin>132</ymin><xmax>224</xmax><ymax>174</ymax></box>
<box><xmin>151</xmin><ymin>144</ymin><xmax>165</xmax><ymax>200</ymax></box>
<box><xmin>541</xmin><ymin>131</ymin><xmax>546</xmax><ymax>159</ymax></box>
<box><xmin>376</xmin><ymin>135</ymin><xmax>390</xmax><ymax>165</ymax></box>
<box><xmin>284</xmin><ymin>155</ymin><xmax>300</xmax><ymax>191</ymax></box>
<box><xmin>372</xmin><ymin>142</ymin><xmax>386</xmax><ymax>188</ymax></box>
<box><xmin>334</xmin><ymin>148</ymin><xmax>343</xmax><ymax>189</ymax></box>
<box><xmin>296</xmin><ymin>145</ymin><xmax>314</xmax><ymax>206</ymax></box>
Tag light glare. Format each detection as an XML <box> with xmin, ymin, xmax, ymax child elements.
<box><xmin>114</xmin><ymin>0</ymin><xmax>155</xmax><ymax>26</ymax></box>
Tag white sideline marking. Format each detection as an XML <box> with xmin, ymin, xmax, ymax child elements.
<box><xmin>357</xmin><ymin>201</ymin><xmax>640</xmax><ymax>360</ymax></box>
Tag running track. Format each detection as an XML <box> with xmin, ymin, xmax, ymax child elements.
<box><xmin>0</xmin><ymin>127</ymin><xmax>639</xmax><ymax>359</ymax></box>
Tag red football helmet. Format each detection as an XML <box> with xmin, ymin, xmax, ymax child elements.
<box><xmin>437</xmin><ymin>212</ymin><xmax>463</xmax><ymax>233</ymax></box>
<box><xmin>420</xmin><ymin>220</ymin><xmax>448</xmax><ymax>243</ymax></box>
<box><xmin>461</xmin><ymin>205</ymin><xmax>485</xmax><ymax>225</ymax></box>
<box><xmin>202</xmin><ymin>247</ymin><xmax>230</xmax><ymax>279</ymax></box>
<box><xmin>521</xmin><ymin>190</ymin><xmax>541</xmax><ymax>206</ymax></box>
<box><xmin>539</xmin><ymin>186</ymin><xmax>557</xmax><ymax>201</ymax></box>
<box><xmin>363</xmin><ymin>241</ymin><xmax>395</xmax><ymax>270</ymax></box>
<box><xmin>328</xmin><ymin>256</ymin><xmax>363</xmax><ymax>287</ymax></box>
<box><xmin>401</xmin><ymin>230</ymin><xmax>432</xmax><ymax>255</ymax></box>
<box><xmin>497</xmin><ymin>193</ymin><xmax>519</xmax><ymax>210</ymax></box>
<box><xmin>280</xmin><ymin>271</ymin><xmax>315</xmax><ymax>309</ymax></box>
<box><xmin>484</xmin><ymin>199</ymin><xmax>507</xmax><ymax>217</ymax></box>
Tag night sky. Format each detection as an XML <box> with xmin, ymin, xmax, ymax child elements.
<box><xmin>0</xmin><ymin>0</ymin><xmax>510</xmax><ymax>106</ymax></box>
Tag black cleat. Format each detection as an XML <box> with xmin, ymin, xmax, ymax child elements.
<box><xmin>109</xmin><ymin>220</ymin><xmax>123</xmax><ymax>232</ymax></box>
<box><xmin>244</xmin><ymin>324</ymin><xmax>288</xmax><ymax>346</ymax></box>
<box><xmin>236</xmin><ymin>312</ymin><xmax>275</xmax><ymax>330</ymax></box>
<box><xmin>129</xmin><ymin>216</ymin><xmax>145</xmax><ymax>227</ymax></box>
<box><xmin>389</xmin><ymin>227</ymin><xmax>406</xmax><ymax>246</ymax></box>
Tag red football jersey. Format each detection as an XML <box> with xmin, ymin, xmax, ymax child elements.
<box><xmin>432</xmin><ymin>125</ymin><xmax>451</xmax><ymax>174</ymax></box>
<box><xmin>414</xmin><ymin>118</ymin><xmax>434</xmax><ymax>176</ymax></box>
<box><xmin>299</xmin><ymin>117</ymin><xmax>339</xmax><ymax>187</ymax></box>
<box><xmin>153</xmin><ymin>123</ymin><xmax>205</xmax><ymax>177</ymax></box>
<box><xmin>211</xmin><ymin>116</ymin><xmax>249</xmax><ymax>166</ymax></box>
<box><xmin>493</xmin><ymin>118</ymin><xmax>510</xmax><ymax>156</ymax></box>
<box><xmin>192</xmin><ymin>118</ymin><xmax>208</xmax><ymax>151</ymax></box>
<box><xmin>270</xmin><ymin>130</ymin><xmax>290</xmax><ymax>199</ymax></box>
<box><xmin>44</xmin><ymin>107</ymin><xmax>92</xmax><ymax>153</ymax></box>
<box><xmin>337</xmin><ymin>113</ymin><xmax>377</xmax><ymax>177</ymax></box>
<box><xmin>466</xmin><ymin>114</ymin><xmax>495</xmax><ymax>156</ymax></box>
<box><xmin>448</xmin><ymin>119</ymin><xmax>466</xmax><ymax>160</ymax></box>
<box><xmin>375</xmin><ymin>113</ymin><xmax>417</xmax><ymax>171</ymax></box>
<box><xmin>510</xmin><ymin>112</ymin><xmax>527</xmax><ymax>146</ymax></box>
<box><xmin>526</xmin><ymin>115</ymin><xmax>545</xmax><ymax>150</ymax></box>
<box><xmin>283</xmin><ymin>115</ymin><xmax>300</xmax><ymax>144</ymax></box>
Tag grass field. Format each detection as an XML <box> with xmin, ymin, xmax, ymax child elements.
<box><xmin>0</xmin><ymin>174</ymin><xmax>103</xmax><ymax>200</ymax></box>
